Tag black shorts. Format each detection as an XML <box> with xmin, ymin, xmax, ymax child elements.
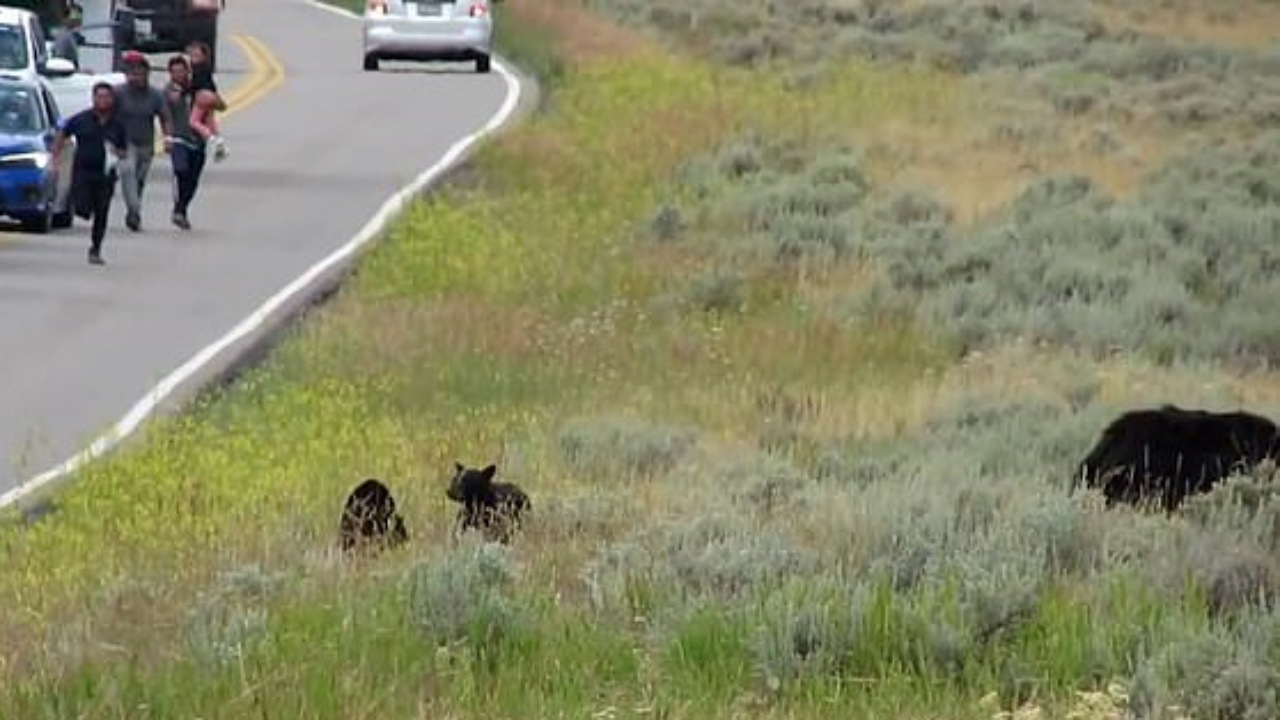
<box><xmin>72</xmin><ymin>174</ymin><xmax>115</xmax><ymax>218</ymax></box>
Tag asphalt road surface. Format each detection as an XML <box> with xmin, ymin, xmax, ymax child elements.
<box><xmin>0</xmin><ymin>0</ymin><xmax>515</xmax><ymax>492</ymax></box>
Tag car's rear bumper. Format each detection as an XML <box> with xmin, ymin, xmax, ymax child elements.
<box><xmin>119</xmin><ymin>5</ymin><xmax>216</xmax><ymax>45</ymax></box>
<box><xmin>362</xmin><ymin>18</ymin><xmax>492</xmax><ymax>59</ymax></box>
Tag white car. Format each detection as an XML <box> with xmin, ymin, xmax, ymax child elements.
<box><xmin>0</xmin><ymin>7</ymin><xmax>126</xmax><ymax>115</ymax></box>
<box><xmin>0</xmin><ymin>6</ymin><xmax>59</xmax><ymax>85</ymax></box>
<box><xmin>45</xmin><ymin>65</ymin><xmax>129</xmax><ymax>119</ymax></box>
<box><xmin>362</xmin><ymin>0</ymin><xmax>493</xmax><ymax>74</ymax></box>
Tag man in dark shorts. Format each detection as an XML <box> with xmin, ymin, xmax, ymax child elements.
<box><xmin>164</xmin><ymin>54</ymin><xmax>205</xmax><ymax>230</ymax></box>
<box><xmin>51</xmin><ymin>83</ymin><xmax>127</xmax><ymax>265</ymax></box>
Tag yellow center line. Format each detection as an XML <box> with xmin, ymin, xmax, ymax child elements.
<box><xmin>224</xmin><ymin>35</ymin><xmax>287</xmax><ymax>118</ymax></box>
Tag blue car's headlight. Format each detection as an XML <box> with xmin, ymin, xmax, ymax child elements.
<box><xmin>0</xmin><ymin>151</ymin><xmax>51</xmax><ymax>170</ymax></box>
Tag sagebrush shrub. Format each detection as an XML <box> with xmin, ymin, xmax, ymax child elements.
<box><xmin>839</xmin><ymin>133</ymin><xmax>1280</xmax><ymax>366</ymax></box>
<box><xmin>185</xmin><ymin>564</ymin><xmax>283</xmax><ymax>666</ymax></box>
<box><xmin>598</xmin><ymin>0</ymin><xmax>1280</xmax><ymax>131</ymax></box>
<box><xmin>557</xmin><ymin>414</ymin><xmax>699</xmax><ymax>480</ymax></box>
<box><xmin>1152</xmin><ymin>615</ymin><xmax>1280</xmax><ymax>720</ymax></box>
<box><xmin>402</xmin><ymin>541</ymin><xmax>526</xmax><ymax>666</ymax></box>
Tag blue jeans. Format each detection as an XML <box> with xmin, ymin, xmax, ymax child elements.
<box><xmin>169</xmin><ymin>142</ymin><xmax>207</xmax><ymax>216</ymax></box>
<box><xmin>118</xmin><ymin>143</ymin><xmax>154</xmax><ymax>218</ymax></box>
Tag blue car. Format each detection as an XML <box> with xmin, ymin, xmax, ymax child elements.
<box><xmin>0</xmin><ymin>74</ymin><xmax>73</xmax><ymax>233</ymax></box>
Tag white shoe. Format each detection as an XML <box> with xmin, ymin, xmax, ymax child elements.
<box><xmin>209</xmin><ymin>135</ymin><xmax>229</xmax><ymax>162</ymax></box>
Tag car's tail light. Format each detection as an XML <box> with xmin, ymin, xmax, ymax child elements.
<box><xmin>367</xmin><ymin>0</ymin><xmax>388</xmax><ymax>15</ymax></box>
<box><xmin>468</xmin><ymin>2</ymin><xmax>487</xmax><ymax>17</ymax></box>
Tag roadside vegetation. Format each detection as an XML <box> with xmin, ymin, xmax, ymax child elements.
<box><xmin>3</xmin><ymin>0</ymin><xmax>1280</xmax><ymax>717</ymax></box>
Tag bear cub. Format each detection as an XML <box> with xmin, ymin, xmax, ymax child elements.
<box><xmin>446</xmin><ymin>462</ymin><xmax>530</xmax><ymax>544</ymax></box>
<box><xmin>340</xmin><ymin>477</ymin><xmax>409</xmax><ymax>553</ymax></box>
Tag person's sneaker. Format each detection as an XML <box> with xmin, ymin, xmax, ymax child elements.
<box><xmin>172</xmin><ymin>211</ymin><xmax>191</xmax><ymax>230</ymax></box>
<box><xmin>126</xmin><ymin>212</ymin><xmax>141</xmax><ymax>232</ymax></box>
<box><xmin>88</xmin><ymin>250</ymin><xmax>104</xmax><ymax>265</ymax></box>
<box><xmin>210</xmin><ymin>135</ymin><xmax>228</xmax><ymax>162</ymax></box>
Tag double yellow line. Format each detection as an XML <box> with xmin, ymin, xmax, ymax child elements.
<box><xmin>222</xmin><ymin>35</ymin><xmax>286</xmax><ymax>119</ymax></box>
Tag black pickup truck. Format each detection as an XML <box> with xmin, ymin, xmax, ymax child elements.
<box><xmin>110</xmin><ymin>0</ymin><xmax>221</xmax><ymax>72</ymax></box>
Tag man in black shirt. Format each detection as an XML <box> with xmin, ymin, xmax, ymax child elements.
<box><xmin>52</xmin><ymin>82</ymin><xmax>127</xmax><ymax>265</ymax></box>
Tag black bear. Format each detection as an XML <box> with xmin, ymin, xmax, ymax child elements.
<box><xmin>446</xmin><ymin>462</ymin><xmax>530</xmax><ymax>544</ymax></box>
<box><xmin>1074</xmin><ymin>404</ymin><xmax>1280</xmax><ymax>512</ymax></box>
<box><xmin>339</xmin><ymin>478</ymin><xmax>409</xmax><ymax>553</ymax></box>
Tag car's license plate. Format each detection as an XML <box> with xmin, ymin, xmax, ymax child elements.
<box><xmin>135</xmin><ymin>18</ymin><xmax>152</xmax><ymax>37</ymax></box>
<box><xmin>409</xmin><ymin>2</ymin><xmax>444</xmax><ymax>16</ymax></box>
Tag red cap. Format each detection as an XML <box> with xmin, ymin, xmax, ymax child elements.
<box><xmin>120</xmin><ymin>50</ymin><xmax>148</xmax><ymax>67</ymax></box>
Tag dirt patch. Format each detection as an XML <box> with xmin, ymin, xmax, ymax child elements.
<box><xmin>324</xmin><ymin>296</ymin><xmax>551</xmax><ymax>372</ymax></box>
<box><xmin>1095</xmin><ymin>0</ymin><xmax>1280</xmax><ymax>50</ymax></box>
<box><xmin>860</xmin><ymin>111</ymin><xmax>1171</xmax><ymax>226</ymax></box>
<box><xmin>506</xmin><ymin>0</ymin><xmax>657</xmax><ymax>63</ymax></box>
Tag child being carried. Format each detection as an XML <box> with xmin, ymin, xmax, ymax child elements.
<box><xmin>187</xmin><ymin>41</ymin><xmax>228</xmax><ymax>162</ymax></box>
<box><xmin>190</xmin><ymin>89</ymin><xmax>227</xmax><ymax>161</ymax></box>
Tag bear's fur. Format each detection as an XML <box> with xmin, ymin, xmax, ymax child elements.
<box><xmin>1075</xmin><ymin>405</ymin><xmax>1280</xmax><ymax>511</ymax></box>
<box><xmin>446</xmin><ymin>462</ymin><xmax>530</xmax><ymax>544</ymax></box>
<box><xmin>340</xmin><ymin>478</ymin><xmax>408</xmax><ymax>553</ymax></box>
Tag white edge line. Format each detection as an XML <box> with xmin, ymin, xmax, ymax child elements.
<box><xmin>0</xmin><ymin>1</ymin><xmax>523</xmax><ymax>511</ymax></box>
<box><xmin>306</xmin><ymin>0</ymin><xmax>361</xmax><ymax>18</ymax></box>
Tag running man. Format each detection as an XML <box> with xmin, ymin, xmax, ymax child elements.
<box><xmin>51</xmin><ymin>83</ymin><xmax>127</xmax><ymax>265</ymax></box>
<box><xmin>164</xmin><ymin>54</ymin><xmax>206</xmax><ymax>230</ymax></box>
<box><xmin>113</xmin><ymin>51</ymin><xmax>173</xmax><ymax>231</ymax></box>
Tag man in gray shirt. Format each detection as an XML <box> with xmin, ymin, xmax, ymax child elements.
<box><xmin>50</xmin><ymin>3</ymin><xmax>83</xmax><ymax>68</ymax></box>
<box><xmin>113</xmin><ymin>52</ymin><xmax>173</xmax><ymax>232</ymax></box>
<box><xmin>164</xmin><ymin>53</ymin><xmax>206</xmax><ymax>230</ymax></box>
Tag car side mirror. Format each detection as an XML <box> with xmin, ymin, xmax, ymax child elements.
<box><xmin>40</xmin><ymin>57</ymin><xmax>78</xmax><ymax>77</ymax></box>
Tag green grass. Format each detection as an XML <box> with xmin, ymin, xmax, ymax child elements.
<box><xmin>4</xmin><ymin>1</ymin><xmax>1280</xmax><ymax>718</ymax></box>
<box><xmin>0</xmin><ymin>539</ymin><xmax>1225</xmax><ymax>718</ymax></box>
<box><xmin>323</xmin><ymin>0</ymin><xmax>364</xmax><ymax>13</ymax></box>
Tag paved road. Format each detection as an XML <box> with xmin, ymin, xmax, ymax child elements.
<box><xmin>0</xmin><ymin>0</ymin><xmax>515</xmax><ymax>492</ymax></box>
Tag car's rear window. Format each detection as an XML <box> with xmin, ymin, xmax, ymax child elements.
<box><xmin>0</xmin><ymin>25</ymin><xmax>30</xmax><ymax>72</ymax></box>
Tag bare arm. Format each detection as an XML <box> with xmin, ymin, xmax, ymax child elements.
<box><xmin>189</xmin><ymin>105</ymin><xmax>214</xmax><ymax>140</ymax></box>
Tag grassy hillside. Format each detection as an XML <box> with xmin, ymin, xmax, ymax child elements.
<box><xmin>3</xmin><ymin>0</ymin><xmax>1280</xmax><ymax>717</ymax></box>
